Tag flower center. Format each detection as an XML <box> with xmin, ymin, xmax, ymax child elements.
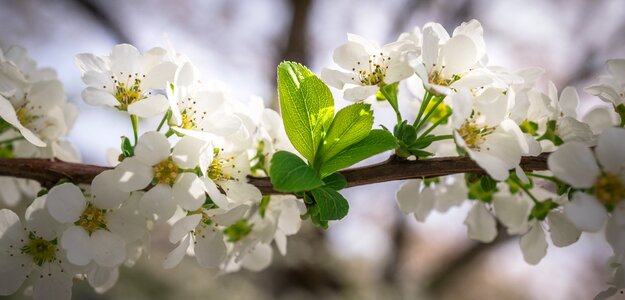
<box><xmin>20</xmin><ymin>233</ymin><xmax>57</xmax><ymax>266</ymax></box>
<box><xmin>153</xmin><ymin>157</ymin><xmax>178</xmax><ymax>185</ymax></box>
<box><xmin>352</xmin><ymin>53</ymin><xmax>390</xmax><ymax>87</ymax></box>
<box><xmin>429</xmin><ymin>70</ymin><xmax>450</xmax><ymax>86</ymax></box>
<box><xmin>112</xmin><ymin>74</ymin><xmax>145</xmax><ymax>110</ymax></box>
<box><xmin>16</xmin><ymin>106</ymin><xmax>36</xmax><ymax>126</ymax></box>
<box><xmin>594</xmin><ymin>173</ymin><xmax>625</xmax><ymax>208</ymax></box>
<box><xmin>77</xmin><ymin>203</ymin><xmax>108</xmax><ymax>234</ymax></box>
<box><xmin>458</xmin><ymin>119</ymin><xmax>495</xmax><ymax>150</ymax></box>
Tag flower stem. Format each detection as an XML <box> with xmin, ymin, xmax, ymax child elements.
<box><xmin>156</xmin><ymin>110</ymin><xmax>170</xmax><ymax>132</ymax></box>
<box><xmin>130</xmin><ymin>114</ymin><xmax>139</xmax><ymax>145</ymax></box>
<box><xmin>413</xmin><ymin>91</ymin><xmax>433</xmax><ymax>127</ymax></box>
<box><xmin>511</xmin><ymin>176</ymin><xmax>539</xmax><ymax>204</ymax></box>
<box><xmin>418</xmin><ymin>111</ymin><xmax>452</xmax><ymax>139</ymax></box>
<box><xmin>415</xmin><ymin>95</ymin><xmax>445</xmax><ymax>132</ymax></box>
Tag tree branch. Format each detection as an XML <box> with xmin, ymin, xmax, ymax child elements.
<box><xmin>0</xmin><ymin>153</ymin><xmax>549</xmax><ymax>193</ymax></box>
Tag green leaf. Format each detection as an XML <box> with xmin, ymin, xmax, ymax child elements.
<box><xmin>322</xmin><ymin>172</ymin><xmax>347</xmax><ymax>190</ymax></box>
<box><xmin>318</xmin><ymin>103</ymin><xmax>373</xmax><ymax>164</ymax></box>
<box><xmin>270</xmin><ymin>151</ymin><xmax>324</xmax><ymax>192</ymax></box>
<box><xmin>277</xmin><ymin>62</ymin><xmax>334</xmax><ymax>162</ymax></box>
<box><xmin>120</xmin><ymin>136</ymin><xmax>134</xmax><ymax>158</ymax></box>
<box><xmin>616</xmin><ymin>104</ymin><xmax>625</xmax><ymax>127</ymax></box>
<box><xmin>311</xmin><ymin>187</ymin><xmax>349</xmax><ymax>221</ymax></box>
<box><xmin>319</xmin><ymin>129</ymin><xmax>397</xmax><ymax>177</ymax></box>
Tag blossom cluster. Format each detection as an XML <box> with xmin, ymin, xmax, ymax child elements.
<box><xmin>0</xmin><ymin>19</ymin><xmax>624</xmax><ymax>299</ymax></box>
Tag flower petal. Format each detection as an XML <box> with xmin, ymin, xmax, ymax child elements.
<box><xmin>343</xmin><ymin>86</ymin><xmax>378</xmax><ymax>101</ymax></box>
<box><xmin>547</xmin><ymin>210</ymin><xmax>581</xmax><ymax>247</ymax></box>
<box><xmin>547</xmin><ymin>141</ymin><xmax>599</xmax><ymax>188</ymax></box>
<box><xmin>241</xmin><ymin>243</ymin><xmax>272</xmax><ymax>272</ymax></box>
<box><xmin>114</xmin><ymin>157</ymin><xmax>154</xmax><ymax>192</ymax></box>
<box><xmin>464</xmin><ymin>202</ymin><xmax>497</xmax><ymax>242</ymax></box>
<box><xmin>194</xmin><ymin>231</ymin><xmax>227</xmax><ymax>269</ymax></box>
<box><xmin>173</xmin><ymin>173</ymin><xmax>206</xmax><ymax>211</ymax></box>
<box><xmin>169</xmin><ymin>215</ymin><xmax>201</xmax><ymax>244</ymax></box>
<box><xmin>172</xmin><ymin>136</ymin><xmax>210</xmax><ymax>169</ymax></box>
<box><xmin>395</xmin><ymin>180</ymin><xmax>421</xmax><ymax>214</ymax></box>
<box><xmin>134</xmin><ymin>131</ymin><xmax>171</xmax><ymax>166</ymax></box>
<box><xmin>139</xmin><ymin>184</ymin><xmax>176</xmax><ymax>222</ymax></box>
<box><xmin>0</xmin><ymin>253</ymin><xmax>31</xmax><ymax>296</ymax></box>
<box><xmin>91</xmin><ymin>170</ymin><xmax>129</xmax><ymax>209</ymax></box>
<box><xmin>127</xmin><ymin>94</ymin><xmax>169</xmax><ymax>118</ymax></box>
<box><xmin>60</xmin><ymin>226</ymin><xmax>92</xmax><ymax>266</ymax></box>
<box><xmin>493</xmin><ymin>195</ymin><xmax>530</xmax><ymax>235</ymax></box>
<box><xmin>564</xmin><ymin>192</ymin><xmax>608</xmax><ymax>232</ymax></box>
<box><xmin>81</xmin><ymin>86</ymin><xmax>119</xmax><ymax>107</ymax></box>
<box><xmin>47</xmin><ymin>183</ymin><xmax>86</xmax><ymax>223</ymax></box>
<box><xmin>91</xmin><ymin>230</ymin><xmax>126</xmax><ymax>267</ymax></box>
<box><xmin>520</xmin><ymin>221</ymin><xmax>547</xmax><ymax>265</ymax></box>
<box><xmin>163</xmin><ymin>235</ymin><xmax>191</xmax><ymax>269</ymax></box>
<box><xmin>595</xmin><ymin>127</ymin><xmax>625</xmax><ymax>174</ymax></box>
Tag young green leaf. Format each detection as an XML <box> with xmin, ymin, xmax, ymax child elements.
<box><xmin>310</xmin><ymin>187</ymin><xmax>349</xmax><ymax>221</ymax></box>
<box><xmin>277</xmin><ymin>62</ymin><xmax>334</xmax><ymax>163</ymax></box>
<box><xmin>318</xmin><ymin>103</ymin><xmax>373</xmax><ymax>165</ymax></box>
<box><xmin>322</xmin><ymin>172</ymin><xmax>347</xmax><ymax>190</ymax></box>
<box><xmin>319</xmin><ymin>129</ymin><xmax>397</xmax><ymax>177</ymax></box>
<box><xmin>269</xmin><ymin>151</ymin><xmax>324</xmax><ymax>193</ymax></box>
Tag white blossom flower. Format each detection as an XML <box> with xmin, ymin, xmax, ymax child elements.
<box><xmin>114</xmin><ymin>131</ymin><xmax>211</xmax><ymax>222</ymax></box>
<box><xmin>0</xmin><ymin>199</ymin><xmax>77</xmax><ymax>300</ymax></box>
<box><xmin>166</xmin><ymin>62</ymin><xmax>243</xmax><ymax>138</ymax></box>
<box><xmin>75</xmin><ymin>44</ymin><xmax>177</xmax><ymax>118</ymax></box>
<box><xmin>410</xmin><ymin>20</ymin><xmax>490</xmax><ymax>95</ymax></box>
<box><xmin>548</xmin><ymin>127</ymin><xmax>625</xmax><ymax>232</ymax></box>
<box><xmin>451</xmin><ymin>89</ymin><xmax>528</xmax><ymax>181</ymax></box>
<box><xmin>321</xmin><ymin>33</ymin><xmax>414</xmax><ymax>101</ymax></box>
<box><xmin>46</xmin><ymin>178</ymin><xmax>133</xmax><ymax>268</ymax></box>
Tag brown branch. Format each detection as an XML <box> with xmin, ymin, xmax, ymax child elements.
<box><xmin>0</xmin><ymin>153</ymin><xmax>549</xmax><ymax>193</ymax></box>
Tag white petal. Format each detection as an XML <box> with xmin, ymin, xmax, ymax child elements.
<box><xmin>0</xmin><ymin>96</ymin><xmax>45</xmax><ymax>147</ymax></box>
<box><xmin>277</xmin><ymin>199</ymin><xmax>302</xmax><ymax>235</ymax></box>
<box><xmin>169</xmin><ymin>215</ymin><xmax>202</xmax><ymax>243</ymax></box>
<box><xmin>114</xmin><ymin>157</ymin><xmax>154</xmax><ymax>192</ymax></box>
<box><xmin>139</xmin><ymin>184</ymin><xmax>176</xmax><ymax>222</ymax></box>
<box><xmin>343</xmin><ymin>86</ymin><xmax>379</xmax><ymax>101</ymax></box>
<box><xmin>106</xmin><ymin>207</ymin><xmax>146</xmax><ymax>243</ymax></box>
<box><xmin>75</xmin><ymin>53</ymin><xmax>109</xmax><ymax>74</ymax></box>
<box><xmin>493</xmin><ymin>195</ymin><xmax>530</xmax><ymax>235</ymax></box>
<box><xmin>172</xmin><ymin>136</ymin><xmax>210</xmax><ymax>169</ymax></box>
<box><xmin>464</xmin><ymin>202</ymin><xmax>497</xmax><ymax>242</ymax></box>
<box><xmin>320</xmin><ymin>68</ymin><xmax>353</xmax><ymax>89</ymax></box>
<box><xmin>413</xmin><ymin>188</ymin><xmax>435</xmax><ymax>222</ymax></box>
<box><xmin>174</xmin><ymin>62</ymin><xmax>196</xmax><ymax>87</ymax></box>
<box><xmin>559</xmin><ymin>86</ymin><xmax>579</xmax><ymax>118</ymax></box>
<box><xmin>564</xmin><ymin>192</ymin><xmax>608</xmax><ymax>232</ymax></box>
<box><xmin>520</xmin><ymin>221</ymin><xmax>547</xmax><ymax>265</ymax></box>
<box><xmin>0</xmin><ymin>253</ymin><xmax>30</xmax><ymax>295</ymax></box>
<box><xmin>91</xmin><ymin>170</ymin><xmax>129</xmax><ymax>209</ymax></box>
<box><xmin>441</xmin><ymin>34</ymin><xmax>477</xmax><ymax>77</ymax></box>
<box><xmin>81</xmin><ymin>87</ymin><xmax>118</xmax><ymax>107</ymax></box>
<box><xmin>127</xmin><ymin>94</ymin><xmax>169</xmax><ymax>118</ymax></box>
<box><xmin>163</xmin><ymin>235</ymin><xmax>191</xmax><ymax>269</ymax></box>
<box><xmin>134</xmin><ymin>131</ymin><xmax>171</xmax><ymax>166</ymax></box>
<box><xmin>596</xmin><ymin>127</ymin><xmax>625</xmax><ymax>174</ymax></box>
<box><xmin>221</xmin><ymin>181</ymin><xmax>262</xmax><ymax>204</ymax></box>
<box><xmin>210</xmin><ymin>204</ymin><xmax>250</xmax><ymax>226</ymax></box>
<box><xmin>201</xmin><ymin>178</ymin><xmax>229</xmax><ymax>209</ymax></box>
<box><xmin>47</xmin><ymin>183</ymin><xmax>86</xmax><ymax>223</ymax></box>
<box><xmin>241</xmin><ymin>243</ymin><xmax>273</xmax><ymax>272</ymax></box>
<box><xmin>173</xmin><ymin>173</ymin><xmax>206</xmax><ymax>211</ymax></box>
<box><xmin>547</xmin><ymin>210</ymin><xmax>581</xmax><ymax>247</ymax></box>
<box><xmin>33</xmin><ymin>263</ymin><xmax>73</xmax><ymax>300</ymax></box>
<box><xmin>395</xmin><ymin>180</ymin><xmax>421</xmax><ymax>214</ymax></box>
<box><xmin>0</xmin><ymin>209</ymin><xmax>27</xmax><ymax>249</ymax></box>
<box><xmin>110</xmin><ymin>44</ymin><xmax>141</xmax><ymax>76</ymax></box>
<box><xmin>142</xmin><ymin>62</ymin><xmax>178</xmax><ymax>90</ymax></box>
<box><xmin>468</xmin><ymin>150</ymin><xmax>511</xmax><ymax>181</ymax></box>
<box><xmin>91</xmin><ymin>230</ymin><xmax>126</xmax><ymax>267</ymax></box>
<box><xmin>194</xmin><ymin>231</ymin><xmax>227</xmax><ymax>269</ymax></box>
<box><xmin>333</xmin><ymin>40</ymin><xmax>370</xmax><ymax>71</ymax></box>
<box><xmin>25</xmin><ymin>196</ymin><xmax>61</xmax><ymax>240</ymax></box>
<box><xmin>606</xmin><ymin>204</ymin><xmax>625</xmax><ymax>254</ymax></box>
<box><xmin>547</xmin><ymin>141</ymin><xmax>600</xmax><ymax>188</ymax></box>
<box><xmin>87</xmin><ymin>265</ymin><xmax>118</xmax><ymax>292</ymax></box>
<box><xmin>60</xmin><ymin>226</ymin><xmax>92</xmax><ymax>266</ymax></box>
<box><xmin>275</xmin><ymin>231</ymin><xmax>287</xmax><ymax>256</ymax></box>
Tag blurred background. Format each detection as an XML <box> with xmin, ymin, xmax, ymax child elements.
<box><xmin>1</xmin><ymin>0</ymin><xmax>625</xmax><ymax>299</ymax></box>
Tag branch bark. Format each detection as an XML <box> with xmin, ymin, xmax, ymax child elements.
<box><xmin>0</xmin><ymin>153</ymin><xmax>549</xmax><ymax>193</ymax></box>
